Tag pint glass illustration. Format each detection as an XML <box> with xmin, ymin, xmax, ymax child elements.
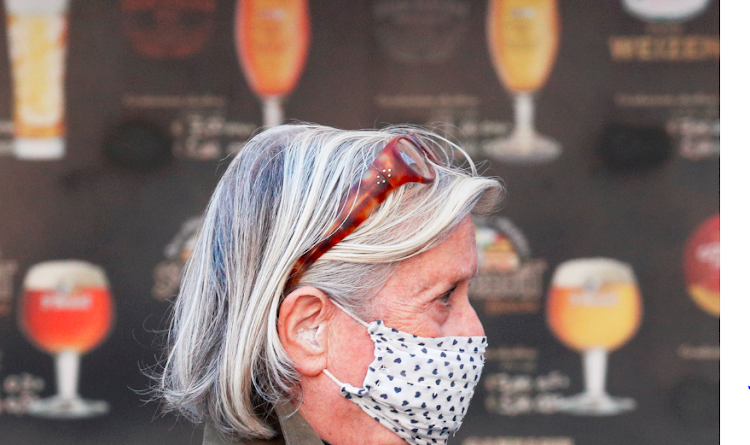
<box><xmin>235</xmin><ymin>0</ymin><xmax>311</xmax><ymax>127</ymax></box>
<box><xmin>18</xmin><ymin>260</ymin><xmax>114</xmax><ymax>418</ymax></box>
<box><xmin>485</xmin><ymin>0</ymin><xmax>561</xmax><ymax>163</ymax></box>
<box><xmin>4</xmin><ymin>0</ymin><xmax>69</xmax><ymax>160</ymax></box>
<box><xmin>547</xmin><ymin>258</ymin><xmax>641</xmax><ymax>415</ymax></box>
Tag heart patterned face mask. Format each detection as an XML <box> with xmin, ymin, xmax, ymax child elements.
<box><xmin>323</xmin><ymin>301</ymin><xmax>487</xmax><ymax>445</ymax></box>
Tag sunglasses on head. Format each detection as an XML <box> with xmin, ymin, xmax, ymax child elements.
<box><xmin>285</xmin><ymin>134</ymin><xmax>438</xmax><ymax>290</ymax></box>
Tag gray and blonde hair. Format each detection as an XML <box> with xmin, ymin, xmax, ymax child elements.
<box><xmin>156</xmin><ymin>124</ymin><xmax>503</xmax><ymax>439</ymax></box>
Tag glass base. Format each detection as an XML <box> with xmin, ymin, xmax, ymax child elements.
<box><xmin>483</xmin><ymin>132</ymin><xmax>561</xmax><ymax>164</ymax></box>
<box><xmin>27</xmin><ymin>396</ymin><xmax>109</xmax><ymax>419</ymax></box>
<box><xmin>556</xmin><ymin>392</ymin><xmax>636</xmax><ymax>416</ymax></box>
<box><xmin>13</xmin><ymin>137</ymin><xmax>65</xmax><ymax>160</ymax></box>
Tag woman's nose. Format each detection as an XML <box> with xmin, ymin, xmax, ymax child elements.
<box><xmin>452</xmin><ymin>297</ymin><xmax>485</xmax><ymax>337</ymax></box>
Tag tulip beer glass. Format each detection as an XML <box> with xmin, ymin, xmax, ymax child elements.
<box><xmin>547</xmin><ymin>258</ymin><xmax>641</xmax><ymax>415</ymax></box>
<box><xmin>235</xmin><ymin>0</ymin><xmax>311</xmax><ymax>127</ymax></box>
<box><xmin>684</xmin><ymin>214</ymin><xmax>720</xmax><ymax>317</ymax></box>
<box><xmin>485</xmin><ymin>0</ymin><xmax>561</xmax><ymax>163</ymax></box>
<box><xmin>18</xmin><ymin>260</ymin><xmax>114</xmax><ymax>418</ymax></box>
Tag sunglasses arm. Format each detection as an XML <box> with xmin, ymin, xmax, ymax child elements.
<box><xmin>285</xmin><ymin>140</ymin><xmax>433</xmax><ymax>289</ymax></box>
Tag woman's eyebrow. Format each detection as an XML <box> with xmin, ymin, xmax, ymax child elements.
<box><xmin>443</xmin><ymin>283</ymin><xmax>459</xmax><ymax>295</ymax></box>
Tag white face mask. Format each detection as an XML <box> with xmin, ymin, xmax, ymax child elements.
<box><xmin>323</xmin><ymin>301</ymin><xmax>487</xmax><ymax>445</ymax></box>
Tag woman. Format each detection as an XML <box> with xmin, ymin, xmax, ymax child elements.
<box><xmin>155</xmin><ymin>124</ymin><xmax>503</xmax><ymax>444</ymax></box>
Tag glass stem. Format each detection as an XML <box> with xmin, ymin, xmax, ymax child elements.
<box><xmin>513</xmin><ymin>92</ymin><xmax>535</xmax><ymax>139</ymax></box>
<box><xmin>583</xmin><ymin>348</ymin><xmax>607</xmax><ymax>397</ymax></box>
<box><xmin>263</xmin><ymin>96</ymin><xmax>284</xmax><ymax>127</ymax></box>
<box><xmin>56</xmin><ymin>350</ymin><xmax>79</xmax><ymax>400</ymax></box>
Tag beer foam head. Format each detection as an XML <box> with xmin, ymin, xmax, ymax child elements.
<box><xmin>622</xmin><ymin>0</ymin><xmax>710</xmax><ymax>21</ymax></box>
<box><xmin>23</xmin><ymin>260</ymin><xmax>109</xmax><ymax>290</ymax></box>
<box><xmin>5</xmin><ymin>0</ymin><xmax>69</xmax><ymax>15</ymax></box>
<box><xmin>552</xmin><ymin>258</ymin><xmax>636</xmax><ymax>287</ymax></box>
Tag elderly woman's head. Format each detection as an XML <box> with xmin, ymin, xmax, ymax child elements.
<box><xmin>157</xmin><ymin>124</ymin><xmax>503</xmax><ymax>444</ymax></box>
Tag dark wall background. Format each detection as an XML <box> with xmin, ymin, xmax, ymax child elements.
<box><xmin>0</xmin><ymin>1</ymin><xmax>719</xmax><ymax>444</ymax></box>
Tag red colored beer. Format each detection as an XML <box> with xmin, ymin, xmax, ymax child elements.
<box><xmin>20</xmin><ymin>286</ymin><xmax>112</xmax><ymax>354</ymax></box>
<box><xmin>684</xmin><ymin>214</ymin><xmax>720</xmax><ymax>317</ymax></box>
<box><xmin>18</xmin><ymin>261</ymin><xmax>113</xmax><ymax>354</ymax></box>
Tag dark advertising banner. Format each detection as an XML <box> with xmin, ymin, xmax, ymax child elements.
<box><xmin>0</xmin><ymin>1</ymin><xmax>719</xmax><ymax>444</ymax></box>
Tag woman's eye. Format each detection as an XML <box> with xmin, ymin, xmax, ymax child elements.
<box><xmin>437</xmin><ymin>286</ymin><xmax>457</xmax><ymax>307</ymax></box>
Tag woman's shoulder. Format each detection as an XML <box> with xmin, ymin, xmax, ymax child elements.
<box><xmin>202</xmin><ymin>424</ymin><xmax>286</xmax><ymax>445</ymax></box>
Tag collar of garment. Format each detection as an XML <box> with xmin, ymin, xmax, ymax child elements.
<box><xmin>202</xmin><ymin>402</ymin><xmax>324</xmax><ymax>445</ymax></box>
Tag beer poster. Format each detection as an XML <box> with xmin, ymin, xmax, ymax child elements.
<box><xmin>0</xmin><ymin>1</ymin><xmax>719</xmax><ymax>444</ymax></box>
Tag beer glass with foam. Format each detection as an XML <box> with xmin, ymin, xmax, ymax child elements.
<box><xmin>485</xmin><ymin>0</ymin><xmax>561</xmax><ymax>163</ymax></box>
<box><xmin>547</xmin><ymin>258</ymin><xmax>641</xmax><ymax>415</ymax></box>
<box><xmin>18</xmin><ymin>260</ymin><xmax>113</xmax><ymax>418</ymax></box>
<box><xmin>684</xmin><ymin>214</ymin><xmax>720</xmax><ymax>317</ymax></box>
<box><xmin>235</xmin><ymin>0</ymin><xmax>311</xmax><ymax>127</ymax></box>
<box><xmin>622</xmin><ymin>0</ymin><xmax>711</xmax><ymax>22</ymax></box>
<box><xmin>4</xmin><ymin>0</ymin><xmax>69</xmax><ymax>160</ymax></box>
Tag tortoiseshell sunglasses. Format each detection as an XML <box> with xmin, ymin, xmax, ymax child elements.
<box><xmin>285</xmin><ymin>134</ymin><xmax>437</xmax><ymax>290</ymax></box>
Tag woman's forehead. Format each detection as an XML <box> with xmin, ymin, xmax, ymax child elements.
<box><xmin>380</xmin><ymin>218</ymin><xmax>477</xmax><ymax>298</ymax></box>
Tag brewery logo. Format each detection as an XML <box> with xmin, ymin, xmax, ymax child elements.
<box><xmin>608</xmin><ymin>34</ymin><xmax>719</xmax><ymax>62</ymax></box>
<box><xmin>0</xmin><ymin>250</ymin><xmax>18</xmax><ymax>319</ymax></box>
<box><xmin>684</xmin><ymin>214</ymin><xmax>719</xmax><ymax>317</ymax></box>
<box><xmin>121</xmin><ymin>0</ymin><xmax>216</xmax><ymax>59</ymax></box>
<box><xmin>610</xmin><ymin>1</ymin><xmax>718</xmax><ymax>62</ymax></box>
<box><xmin>152</xmin><ymin>216</ymin><xmax>203</xmax><ymax>300</ymax></box>
<box><xmin>373</xmin><ymin>0</ymin><xmax>470</xmax><ymax>65</ymax></box>
<box><xmin>469</xmin><ymin>218</ymin><xmax>546</xmax><ymax>315</ymax></box>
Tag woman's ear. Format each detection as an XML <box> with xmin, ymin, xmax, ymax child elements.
<box><xmin>277</xmin><ymin>286</ymin><xmax>333</xmax><ymax>376</ymax></box>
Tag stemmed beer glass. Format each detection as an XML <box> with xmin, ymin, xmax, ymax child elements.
<box><xmin>547</xmin><ymin>258</ymin><xmax>641</xmax><ymax>415</ymax></box>
<box><xmin>235</xmin><ymin>0</ymin><xmax>311</xmax><ymax>127</ymax></box>
<box><xmin>485</xmin><ymin>0</ymin><xmax>561</xmax><ymax>163</ymax></box>
<box><xmin>18</xmin><ymin>260</ymin><xmax>114</xmax><ymax>418</ymax></box>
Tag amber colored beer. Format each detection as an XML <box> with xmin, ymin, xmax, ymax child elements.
<box><xmin>18</xmin><ymin>261</ymin><xmax>113</xmax><ymax>354</ymax></box>
<box><xmin>235</xmin><ymin>0</ymin><xmax>310</xmax><ymax>98</ymax></box>
<box><xmin>547</xmin><ymin>259</ymin><xmax>641</xmax><ymax>352</ymax></box>
<box><xmin>487</xmin><ymin>0</ymin><xmax>560</xmax><ymax>93</ymax></box>
<box><xmin>7</xmin><ymin>14</ymin><xmax>66</xmax><ymax>139</ymax></box>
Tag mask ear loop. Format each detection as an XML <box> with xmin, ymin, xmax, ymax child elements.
<box><xmin>328</xmin><ymin>298</ymin><xmax>370</xmax><ymax>329</ymax></box>
<box><xmin>323</xmin><ymin>298</ymin><xmax>373</xmax><ymax>390</ymax></box>
<box><xmin>322</xmin><ymin>369</ymin><xmax>348</xmax><ymax>388</ymax></box>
